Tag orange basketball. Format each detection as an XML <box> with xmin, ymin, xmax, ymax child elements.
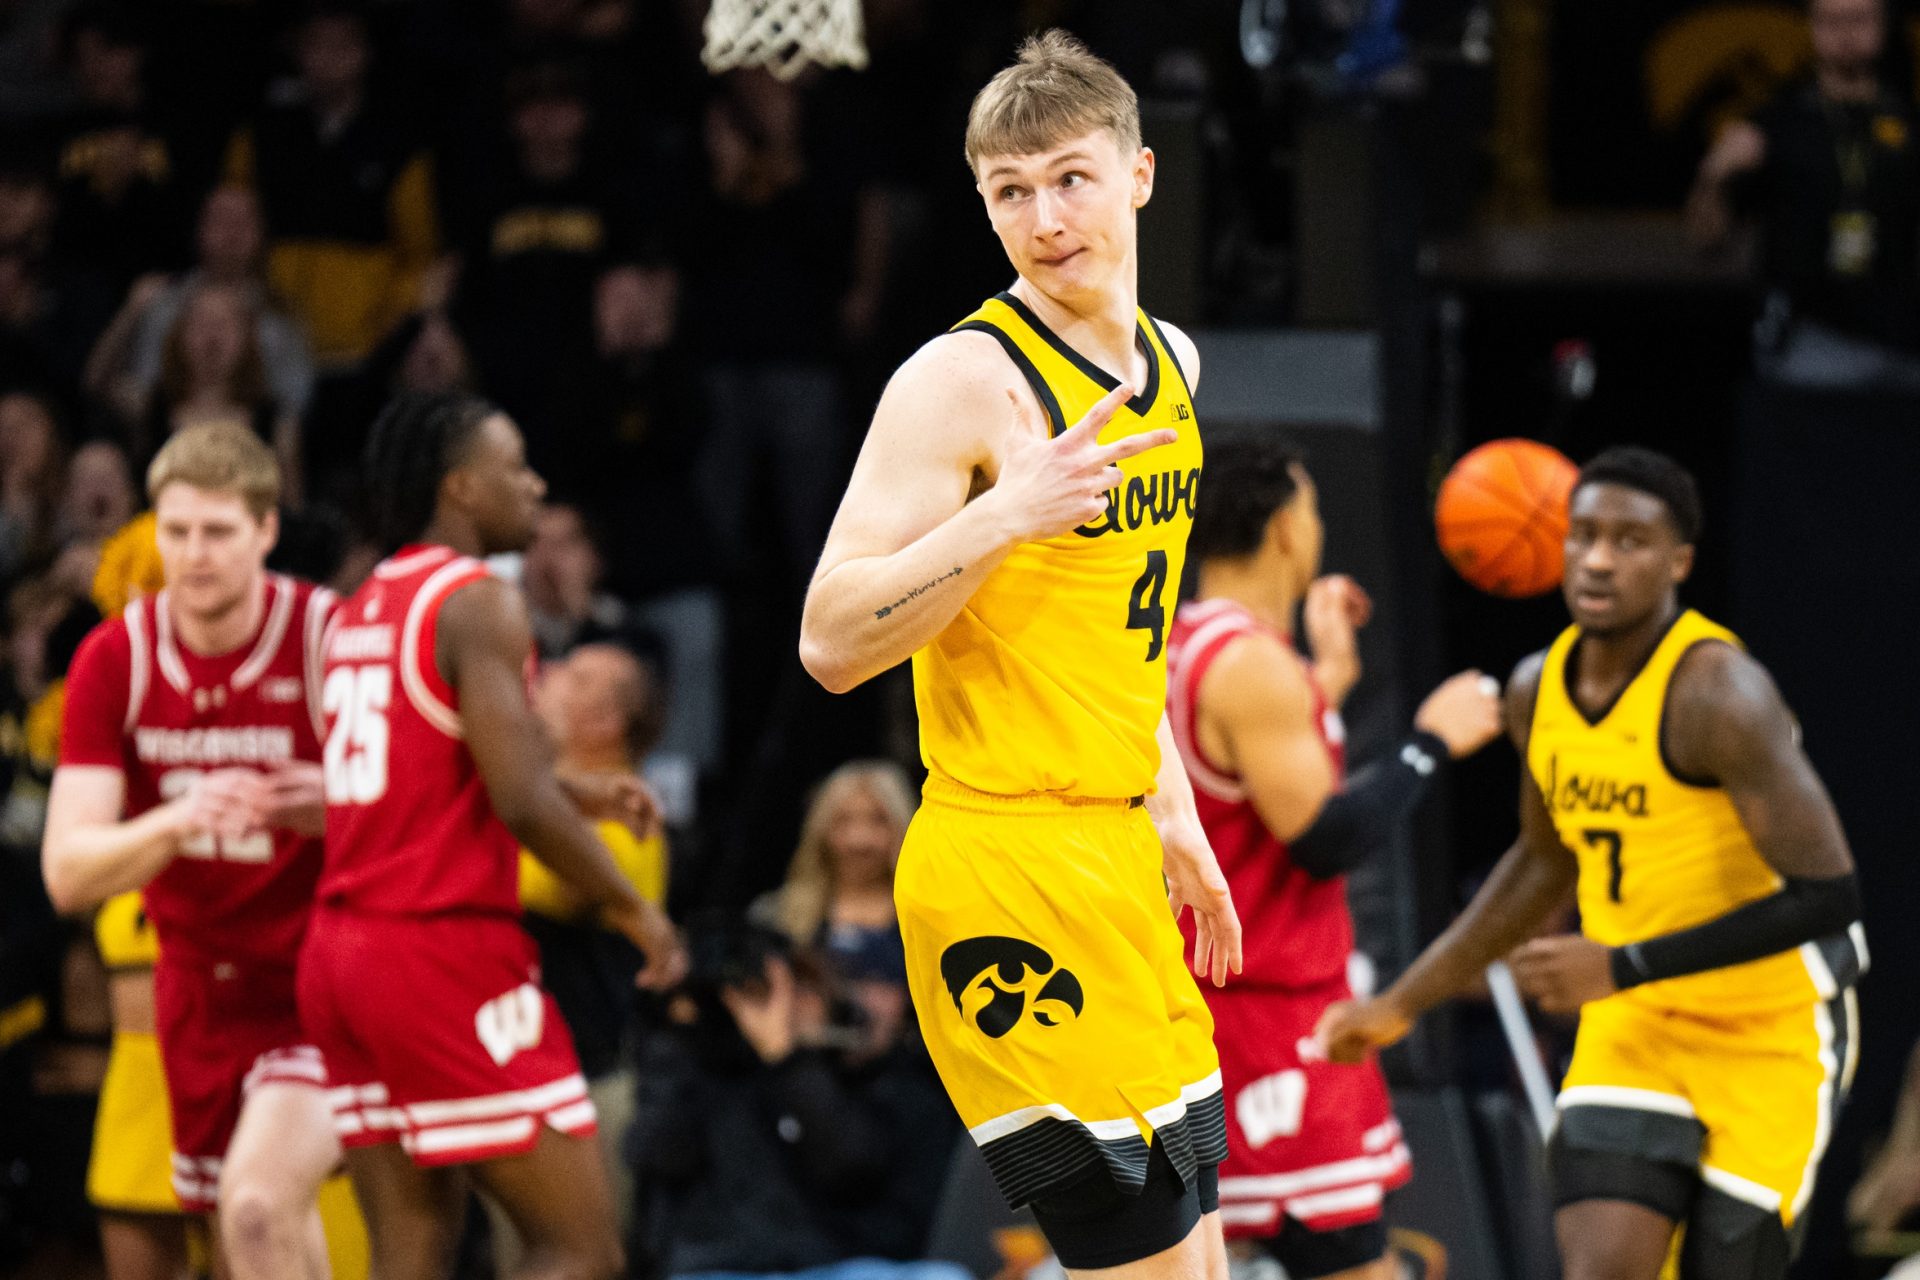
<box><xmin>1435</xmin><ymin>439</ymin><xmax>1580</xmax><ymax>598</ymax></box>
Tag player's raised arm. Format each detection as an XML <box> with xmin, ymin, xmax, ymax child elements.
<box><xmin>436</xmin><ymin>576</ymin><xmax>683</xmax><ymax>986</ymax></box>
<box><xmin>1318</xmin><ymin>653</ymin><xmax>1578</xmax><ymax>1062</ymax></box>
<box><xmin>799</xmin><ymin>335</ymin><xmax>1172</xmax><ymax>693</ymax></box>
<box><xmin>1591</xmin><ymin>643</ymin><xmax>1858</xmax><ymax>993</ymax></box>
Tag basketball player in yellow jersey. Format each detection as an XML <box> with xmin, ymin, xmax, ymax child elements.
<box><xmin>801</xmin><ymin>29</ymin><xmax>1241</xmax><ymax>1280</ymax></box>
<box><xmin>1318</xmin><ymin>447</ymin><xmax>1864</xmax><ymax>1280</ymax></box>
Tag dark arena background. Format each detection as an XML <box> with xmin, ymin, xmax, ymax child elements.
<box><xmin>4</xmin><ymin>1</ymin><xmax>1919</xmax><ymax>1277</ymax></box>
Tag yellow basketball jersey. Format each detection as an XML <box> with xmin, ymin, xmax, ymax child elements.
<box><xmin>1529</xmin><ymin>610</ymin><xmax>1837</xmax><ymax>1017</ymax></box>
<box><xmin>95</xmin><ymin>890</ymin><xmax>159</xmax><ymax>970</ymax></box>
<box><xmin>914</xmin><ymin>292</ymin><xmax>1202</xmax><ymax>798</ymax></box>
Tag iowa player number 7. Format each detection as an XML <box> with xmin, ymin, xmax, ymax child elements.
<box><xmin>1582</xmin><ymin>828</ymin><xmax>1625</xmax><ymax>903</ymax></box>
<box><xmin>323</xmin><ymin>666</ymin><xmax>393</xmax><ymax>804</ymax></box>
<box><xmin>1128</xmin><ymin>550</ymin><xmax>1170</xmax><ymax>661</ymax></box>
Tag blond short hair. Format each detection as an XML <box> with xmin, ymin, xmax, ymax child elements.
<box><xmin>965</xmin><ymin>29</ymin><xmax>1140</xmax><ymax>176</ymax></box>
<box><xmin>146</xmin><ymin>423</ymin><xmax>280</xmax><ymax>518</ymax></box>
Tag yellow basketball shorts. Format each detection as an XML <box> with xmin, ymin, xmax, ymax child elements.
<box><xmin>1555</xmin><ymin>987</ymin><xmax>1859</xmax><ymax>1228</ymax></box>
<box><xmin>89</xmin><ymin>1029</ymin><xmax>183</xmax><ymax>1215</ymax></box>
<box><xmin>897</xmin><ymin>778</ymin><xmax>1226</xmax><ymax>1208</ymax></box>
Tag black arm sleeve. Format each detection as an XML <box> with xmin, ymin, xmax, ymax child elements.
<box><xmin>1609</xmin><ymin>871</ymin><xmax>1862</xmax><ymax>990</ymax></box>
<box><xmin>1288</xmin><ymin>731</ymin><xmax>1448</xmax><ymax>879</ymax></box>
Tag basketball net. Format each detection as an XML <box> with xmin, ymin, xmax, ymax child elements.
<box><xmin>701</xmin><ymin>0</ymin><xmax>869</xmax><ymax>80</ymax></box>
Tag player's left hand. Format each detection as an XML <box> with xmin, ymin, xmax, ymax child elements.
<box><xmin>558</xmin><ymin>770</ymin><xmax>663</xmax><ymax>839</ymax></box>
<box><xmin>1304</xmin><ymin>575</ymin><xmax>1372</xmax><ymax>637</ymax></box>
<box><xmin>608</xmin><ymin>895</ymin><xmax>688</xmax><ymax>991</ymax></box>
<box><xmin>1510</xmin><ymin>934</ymin><xmax>1617</xmax><ymax>1014</ymax></box>
<box><xmin>1162</xmin><ymin>821</ymin><xmax>1243</xmax><ymax>987</ymax></box>
<box><xmin>259</xmin><ymin>762</ymin><xmax>326</xmax><ymax>835</ymax></box>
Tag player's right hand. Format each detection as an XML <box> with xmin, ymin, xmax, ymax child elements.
<box><xmin>172</xmin><ymin>768</ymin><xmax>268</xmax><ymax>843</ymax></box>
<box><xmin>1312</xmin><ymin>995</ymin><xmax>1413</xmax><ymax>1065</ymax></box>
<box><xmin>988</xmin><ymin>381</ymin><xmax>1176</xmax><ymax>545</ymax></box>
<box><xmin>1414</xmin><ymin>670</ymin><xmax>1504</xmax><ymax>758</ymax></box>
<box><xmin>608</xmin><ymin>896</ymin><xmax>688</xmax><ymax>992</ymax></box>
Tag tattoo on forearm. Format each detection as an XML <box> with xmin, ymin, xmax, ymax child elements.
<box><xmin>875</xmin><ymin>566</ymin><xmax>964</xmax><ymax>620</ymax></box>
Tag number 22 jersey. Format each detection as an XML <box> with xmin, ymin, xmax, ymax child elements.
<box><xmin>915</xmin><ymin>292</ymin><xmax>1202</xmax><ymax>799</ymax></box>
<box><xmin>60</xmin><ymin>575</ymin><xmax>334</xmax><ymax>966</ymax></box>
<box><xmin>317</xmin><ymin>544</ymin><xmax>522</xmax><ymax>916</ymax></box>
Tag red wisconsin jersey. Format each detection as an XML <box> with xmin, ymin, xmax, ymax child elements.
<box><xmin>1167</xmin><ymin>598</ymin><xmax>1352</xmax><ymax>989</ymax></box>
<box><xmin>318</xmin><ymin>544</ymin><xmax>521</xmax><ymax>917</ymax></box>
<box><xmin>60</xmin><ymin>575</ymin><xmax>335</xmax><ymax>966</ymax></box>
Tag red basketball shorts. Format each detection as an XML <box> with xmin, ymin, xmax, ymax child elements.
<box><xmin>1210</xmin><ymin>979</ymin><xmax>1412</xmax><ymax>1237</ymax></box>
<box><xmin>297</xmin><ymin>907</ymin><xmax>596</xmax><ymax>1167</ymax></box>
<box><xmin>153</xmin><ymin>954</ymin><xmax>327</xmax><ymax>1213</ymax></box>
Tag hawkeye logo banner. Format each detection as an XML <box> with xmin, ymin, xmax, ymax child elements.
<box><xmin>940</xmin><ymin>936</ymin><xmax>1084</xmax><ymax>1039</ymax></box>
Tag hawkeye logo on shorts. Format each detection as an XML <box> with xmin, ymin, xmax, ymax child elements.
<box><xmin>940</xmin><ymin>936</ymin><xmax>1083</xmax><ymax>1039</ymax></box>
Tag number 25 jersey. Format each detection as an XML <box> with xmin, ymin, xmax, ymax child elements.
<box><xmin>318</xmin><ymin>544</ymin><xmax>522</xmax><ymax>917</ymax></box>
<box><xmin>1527</xmin><ymin>609</ymin><xmax>1865</xmax><ymax>1017</ymax></box>
<box><xmin>914</xmin><ymin>292</ymin><xmax>1202</xmax><ymax>799</ymax></box>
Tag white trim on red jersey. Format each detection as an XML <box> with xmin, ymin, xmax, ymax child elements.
<box><xmin>152</xmin><ymin>591</ymin><xmax>192</xmax><ymax>695</ymax></box>
<box><xmin>303</xmin><ymin>586</ymin><xmax>337</xmax><ymax>741</ymax></box>
<box><xmin>122</xmin><ymin>600</ymin><xmax>151</xmax><ymax>736</ymax></box>
<box><xmin>1168</xmin><ymin>599</ymin><xmax>1255</xmax><ymax>803</ymax></box>
<box><xmin>231</xmin><ymin>575</ymin><xmax>296</xmax><ymax>692</ymax></box>
<box><xmin>375</xmin><ymin>546</ymin><xmax>455</xmax><ymax>580</ymax></box>
<box><xmin>399</xmin><ymin>557</ymin><xmax>485</xmax><ymax>740</ymax></box>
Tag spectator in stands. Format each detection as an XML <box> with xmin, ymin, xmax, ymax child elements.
<box><xmin>631</xmin><ymin>917</ymin><xmax>965</xmax><ymax>1280</ymax></box>
<box><xmin>689</xmin><ymin>72</ymin><xmax>876</xmax><ymax>594</ymax></box>
<box><xmin>0</xmin><ymin>390</ymin><xmax>64</xmax><ymax>584</ymax></box>
<box><xmin>453</xmin><ymin>60</ymin><xmax>649</xmax><ymax>430</ymax></box>
<box><xmin>494</xmin><ymin>641</ymin><xmax>668</xmax><ymax>1268</ymax></box>
<box><xmin>546</xmin><ymin>263</ymin><xmax>722</xmax><ymax>780</ymax></box>
<box><xmin>136</xmin><ymin>282</ymin><xmax>297</xmax><ymax>486</ymax></box>
<box><xmin>46</xmin><ymin>3</ymin><xmax>192</xmax><ymax>291</ymax></box>
<box><xmin>84</xmin><ymin>185</ymin><xmax>314</xmax><ymax>433</ymax></box>
<box><xmin>763</xmin><ymin>760</ymin><xmax>915</xmax><ymax>1058</ymax></box>
<box><xmin>522</xmin><ymin>501</ymin><xmax>638</xmax><ymax>654</ymax></box>
<box><xmin>1851</xmin><ymin>1038</ymin><xmax>1920</xmax><ymax>1256</ymax></box>
<box><xmin>1687</xmin><ymin>0</ymin><xmax>1920</xmax><ymax>387</ymax></box>
<box><xmin>53</xmin><ymin>438</ymin><xmax>132</xmax><ymax>552</ymax></box>
<box><xmin>224</xmin><ymin>2</ymin><xmax>439</xmax><ymax>371</ymax></box>
<box><xmin>2</xmin><ymin>152</ymin><xmax>116</xmax><ymax>393</ymax></box>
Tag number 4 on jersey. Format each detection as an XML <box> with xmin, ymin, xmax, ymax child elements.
<box><xmin>1128</xmin><ymin>550</ymin><xmax>1170</xmax><ymax>661</ymax></box>
<box><xmin>323</xmin><ymin>667</ymin><xmax>392</xmax><ymax>804</ymax></box>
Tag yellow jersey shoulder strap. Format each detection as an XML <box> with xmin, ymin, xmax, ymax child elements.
<box><xmin>951</xmin><ymin>295</ymin><xmax>1069</xmax><ymax>436</ymax></box>
<box><xmin>948</xmin><ymin>292</ymin><xmax>1181</xmax><ymax>437</ymax></box>
<box><xmin>1531</xmin><ymin>624</ymin><xmax>1583</xmax><ymax>735</ymax></box>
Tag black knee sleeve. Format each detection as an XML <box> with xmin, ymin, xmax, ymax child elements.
<box><xmin>1548</xmin><ymin>1127</ymin><xmax>1696</xmax><ymax>1223</ymax></box>
<box><xmin>1678</xmin><ymin>1186</ymin><xmax>1793</xmax><ymax>1280</ymax></box>
<box><xmin>1029</xmin><ymin>1145</ymin><xmax>1201</xmax><ymax>1270</ymax></box>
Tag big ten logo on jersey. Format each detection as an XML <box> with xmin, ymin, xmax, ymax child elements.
<box><xmin>1236</xmin><ymin>1069</ymin><xmax>1307</xmax><ymax>1150</ymax></box>
<box><xmin>157</xmin><ymin>770</ymin><xmax>273</xmax><ymax>863</ymax></box>
<box><xmin>475</xmin><ymin>982</ymin><xmax>544</xmax><ymax>1067</ymax></box>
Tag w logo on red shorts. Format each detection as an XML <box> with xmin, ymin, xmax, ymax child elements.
<box><xmin>939</xmin><ymin>936</ymin><xmax>1084</xmax><ymax>1039</ymax></box>
<box><xmin>474</xmin><ymin>983</ymin><xmax>544</xmax><ymax>1067</ymax></box>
